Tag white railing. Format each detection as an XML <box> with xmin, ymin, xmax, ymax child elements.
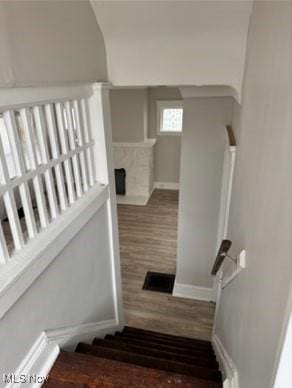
<box><xmin>0</xmin><ymin>85</ymin><xmax>97</xmax><ymax>263</ymax></box>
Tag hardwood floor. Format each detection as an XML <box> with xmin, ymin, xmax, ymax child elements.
<box><xmin>117</xmin><ymin>189</ymin><xmax>215</xmax><ymax>341</ymax></box>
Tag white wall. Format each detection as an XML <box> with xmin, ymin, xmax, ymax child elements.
<box><xmin>110</xmin><ymin>89</ymin><xmax>147</xmax><ymax>143</ymax></box>
<box><xmin>176</xmin><ymin>97</ymin><xmax>232</xmax><ymax>288</ymax></box>
<box><xmin>0</xmin><ymin>0</ymin><xmax>107</xmax><ymax>87</ymax></box>
<box><xmin>91</xmin><ymin>1</ymin><xmax>252</xmax><ymax>100</ymax></box>
<box><xmin>215</xmin><ymin>2</ymin><xmax>292</xmax><ymax>387</ymax></box>
<box><xmin>148</xmin><ymin>87</ymin><xmax>182</xmax><ymax>184</ymax></box>
<box><xmin>0</xmin><ymin>205</ymin><xmax>116</xmax><ymax>382</ymax></box>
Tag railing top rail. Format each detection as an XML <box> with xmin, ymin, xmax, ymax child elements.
<box><xmin>0</xmin><ymin>83</ymin><xmax>95</xmax><ymax>113</ymax></box>
<box><xmin>226</xmin><ymin>125</ymin><xmax>236</xmax><ymax>147</ymax></box>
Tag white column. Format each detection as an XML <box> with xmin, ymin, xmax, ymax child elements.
<box><xmin>88</xmin><ymin>83</ymin><xmax>124</xmax><ymax>327</ymax></box>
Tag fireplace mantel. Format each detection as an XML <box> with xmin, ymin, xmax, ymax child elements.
<box><xmin>112</xmin><ymin>139</ymin><xmax>157</xmax><ymax>205</ymax></box>
<box><xmin>112</xmin><ymin>139</ymin><xmax>157</xmax><ymax>148</ymax></box>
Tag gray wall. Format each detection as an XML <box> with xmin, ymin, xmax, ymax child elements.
<box><xmin>215</xmin><ymin>2</ymin><xmax>292</xmax><ymax>387</ymax></box>
<box><xmin>110</xmin><ymin>86</ymin><xmax>181</xmax><ymax>184</ymax></box>
<box><xmin>0</xmin><ymin>0</ymin><xmax>107</xmax><ymax>87</ymax></box>
<box><xmin>176</xmin><ymin>97</ymin><xmax>232</xmax><ymax>288</ymax></box>
<box><xmin>148</xmin><ymin>87</ymin><xmax>182</xmax><ymax>184</ymax></box>
<box><xmin>0</xmin><ymin>1</ymin><xmax>115</xmax><ymax>381</ymax></box>
<box><xmin>0</xmin><ymin>205</ymin><xmax>116</xmax><ymax>382</ymax></box>
<box><xmin>110</xmin><ymin>89</ymin><xmax>147</xmax><ymax>143</ymax></box>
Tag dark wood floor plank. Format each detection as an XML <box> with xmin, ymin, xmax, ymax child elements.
<box><xmin>118</xmin><ymin>189</ymin><xmax>215</xmax><ymax>341</ymax></box>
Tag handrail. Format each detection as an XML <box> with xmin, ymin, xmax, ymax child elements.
<box><xmin>211</xmin><ymin>239</ymin><xmax>232</xmax><ymax>275</ymax></box>
<box><xmin>226</xmin><ymin>125</ymin><xmax>236</xmax><ymax>147</ymax></box>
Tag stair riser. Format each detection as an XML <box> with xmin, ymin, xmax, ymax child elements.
<box><xmin>124</xmin><ymin>326</ymin><xmax>213</xmax><ymax>348</ymax></box>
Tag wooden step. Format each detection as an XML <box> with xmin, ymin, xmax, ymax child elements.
<box><xmin>115</xmin><ymin>331</ymin><xmax>215</xmax><ymax>354</ymax></box>
<box><xmin>92</xmin><ymin>337</ymin><xmax>219</xmax><ymax>369</ymax></box>
<box><xmin>47</xmin><ymin>351</ymin><xmax>222</xmax><ymax>387</ymax></box>
<box><xmin>76</xmin><ymin>343</ymin><xmax>221</xmax><ymax>382</ymax></box>
<box><xmin>105</xmin><ymin>335</ymin><xmax>217</xmax><ymax>360</ymax></box>
<box><xmin>43</xmin><ymin>379</ymin><xmax>88</xmax><ymax>387</ymax></box>
<box><xmin>124</xmin><ymin>326</ymin><xmax>213</xmax><ymax>349</ymax></box>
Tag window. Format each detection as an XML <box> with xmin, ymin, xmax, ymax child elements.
<box><xmin>157</xmin><ymin>101</ymin><xmax>183</xmax><ymax>134</ymax></box>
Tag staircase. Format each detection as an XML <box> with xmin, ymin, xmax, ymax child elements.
<box><xmin>44</xmin><ymin>326</ymin><xmax>222</xmax><ymax>387</ymax></box>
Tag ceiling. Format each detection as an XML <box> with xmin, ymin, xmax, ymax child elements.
<box><xmin>91</xmin><ymin>0</ymin><xmax>252</xmax><ymax>101</ymax></box>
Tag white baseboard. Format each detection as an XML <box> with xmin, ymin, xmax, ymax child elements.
<box><xmin>173</xmin><ymin>281</ymin><xmax>215</xmax><ymax>302</ymax></box>
<box><xmin>45</xmin><ymin>318</ymin><xmax>118</xmax><ymax>348</ymax></box>
<box><xmin>6</xmin><ymin>332</ymin><xmax>59</xmax><ymax>388</ymax></box>
<box><xmin>154</xmin><ymin>181</ymin><xmax>179</xmax><ymax>190</ymax></box>
<box><xmin>116</xmin><ymin>194</ymin><xmax>149</xmax><ymax>206</ymax></box>
<box><xmin>212</xmin><ymin>334</ymin><xmax>239</xmax><ymax>388</ymax></box>
<box><xmin>8</xmin><ymin>319</ymin><xmax>118</xmax><ymax>388</ymax></box>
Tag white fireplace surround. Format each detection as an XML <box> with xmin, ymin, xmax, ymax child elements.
<box><xmin>112</xmin><ymin>139</ymin><xmax>157</xmax><ymax>205</ymax></box>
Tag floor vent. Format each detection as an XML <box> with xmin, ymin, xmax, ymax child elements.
<box><xmin>143</xmin><ymin>272</ymin><xmax>175</xmax><ymax>294</ymax></box>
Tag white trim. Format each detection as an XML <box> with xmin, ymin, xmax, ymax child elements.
<box><xmin>216</xmin><ymin>146</ymin><xmax>236</xmax><ymax>250</ymax></box>
<box><xmin>154</xmin><ymin>182</ymin><xmax>179</xmax><ymax>190</ymax></box>
<box><xmin>179</xmin><ymin>86</ymin><xmax>238</xmax><ymax>102</ymax></box>
<box><xmin>212</xmin><ymin>334</ymin><xmax>239</xmax><ymax>388</ymax></box>
<box><xmin>116</xmin><ymin>194</ymin><xmax>150</xmax><ymax>206</ymax></box>
<box><xmin>89</xmin><ymin>84</ymin><xmax>124</xmax><ymax>328</ymax></box>
<box><xmin>112</xmin><ymin>139</ymin><xmax>157</xmax><ymax>148</ymax></box>
<box><xmin>6</xmin><ymin>332</ymin><xmax>59</xmax><ymax>388</ymax></box>
<box><xmin>7</xmin><ymin>319</ymin><xmax>118</xmax><ymax>388</ymax></box>
<box><xmin>0</xmin><ymin>184</ymin><xmax>108</xmax><ymax>320</ymax></box>
<box><xmin>0</xmin><ymin>84</ymin><xmax>93</xmax><ymax>113</ymax></box>
<box><xmin>270</xmin><ymin>283</ymin><xmax>292</xmax><ymax>388</ymax></box>
<box><xmin>45</xmin><ymin>318</ymin><xmax>118</xmax><ymax>348</ymax></box>
<box><xmin>172</xmin><ymin>281</ymin><xmax>215</xmax><ymax>302</ymax></box>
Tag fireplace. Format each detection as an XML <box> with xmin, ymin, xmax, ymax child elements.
<box><xmin>112</xmin><ymin>139</ymin><xmax>156</xmax><ymax>205</ymax></box>
<box><xmin>114</xmin><ymin>168</ymin><xmax>126</xmax><ymax>195</ymax></box>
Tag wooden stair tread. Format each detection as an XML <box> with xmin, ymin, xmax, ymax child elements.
<box><xmin>91</xmin><ymin>338</ymin><xmax>219</xmax><ymax>369</ymax></box>
<box><xmin>76</xmin><ymin>343</ymin><xmax>221</xmax><ymax>382</ymax></box>
<box><xmin>115</xmin><ymin>331</ymin><xmax>214</xmax><ymax>354</ymax></box>
<box><xmin>104</xmin><ymin>335</ymin><xmax>216</xmax><ymax>360</ymax></box>
<box><xmin>43</xmin><ymin>379</ymin><xmax>88</xmax><ymax>388</ymax></box>
<box><xmin>124</xmin><ymin>326</ymin><xmax>213</xmax><ymax>348</ymax></box>
<box><xmin>48</xmin><ymin>351</ymin><xmax>221</xmax><ymax>388</ymax></box>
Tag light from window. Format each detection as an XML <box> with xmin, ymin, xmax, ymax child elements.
<box><xmin>157</xmin><ymin>101</ymin><xmax>183</xmax><ymax>134</ymax></box>
<box><xmin>162</xmin><ymin>108</ymin><xmax>183</xmax><ymax>132</ymax></box>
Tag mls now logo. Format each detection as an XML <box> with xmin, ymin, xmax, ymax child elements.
<box><xmin>3</xmin><ymin>373</ymin><xmax>49</xmax><ymax>384</ymax></box>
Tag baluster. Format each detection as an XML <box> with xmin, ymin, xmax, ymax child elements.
<box><xmin>80</xmin><ymin>98</ymin><xmax>95</xmax><ymax>187</ymax></box>
<box><xmin>64</xmin><ymin>101</ymin><xmax>82</xmax><ymax>198</ymax></box>
<box><xmin>45</xmin><ymin>104</ymin><xmax>68</xmax><ymax>210</ymax></box>
<box><xmin>54</xmin><ymin>103</ymin><xmax>75</xmax><ymax>205</ymax></box>
<box><xmin>33</xmin><ymin>106</ymin><xmax>59</xmax><ymax>217</ymax></box>
<box><xmin>0</xmin><ymin>131</ymin><xmax>24</xmax><ymax>252</ymax></box>
<box><xmin>4</xmin><ymin>110</ymin><xmax>37</xmax><ymax>239</ymax></box>
<box><xmin>20</xmin><ymin>108</ymin><xmax>49</xmax><ymax>229</ymax></box>
<box><xmin>73</xmin><ymin>100</ymin><xmax>88</xmax><ymax>192</ymax></box>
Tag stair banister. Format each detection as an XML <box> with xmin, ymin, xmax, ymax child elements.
<box><xmin>211</xmin><ymin>239</ymin><xmax>232</xmax><ymax>275</ymax></box>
